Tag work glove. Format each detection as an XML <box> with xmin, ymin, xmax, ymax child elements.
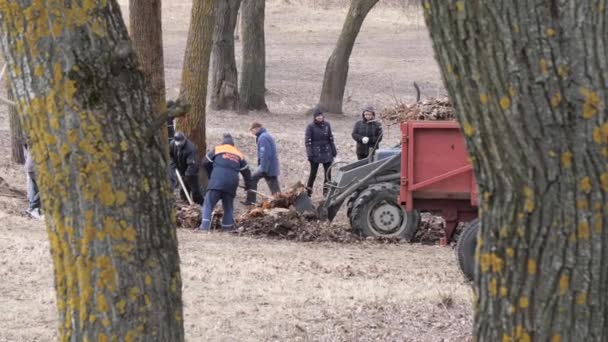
<box><xmin>362</xmin><ymin>137</ymin><xmax>369</xmax><ymax>144</ymax></box>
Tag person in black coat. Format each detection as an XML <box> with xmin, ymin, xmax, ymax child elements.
<box><xmin>305</xmin><ymin>108</ymin><xmax>337</xmax><ymax>196</ymax></box>
<box><xmin>352</xmin><ymin>105</ymin><xmax>383</xmax><ymax>160</ymax></box>
<box><xmin>169</xmin><ymin>131</ymin><xmax>204</xmax><ymax>205</ymax></box>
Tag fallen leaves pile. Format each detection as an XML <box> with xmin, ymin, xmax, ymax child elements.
<box><xmin>175</xmin><ymin>182</ymin><xmax>462</xmax><ymax>245</ymax></box>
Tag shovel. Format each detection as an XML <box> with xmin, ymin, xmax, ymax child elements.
<box><xmin>175</xmin><ymin>169</ymin><xmax>194</xmax><ymax>205</ymax></box>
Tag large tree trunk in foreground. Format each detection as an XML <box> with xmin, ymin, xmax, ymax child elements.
<box><xmin>424</xmin><ymin>1</ymin><xmax>608</xmax><ymax>340</ymax></box>
<box><xmin>6</xmin><ymin>76</ymin><xmax>25</xmax><ymax>164</ymax></box>
<box><xmin>129</xmin><ymin>0</ymin><xmax>168</xmax><ymax>142</ymax></box>
<box><xmin>239</xmin><ymin>0</ymin><xmax>268</xmax><ymax>111</ymax></box>
<box><xmin>318</xmin><ymin>0</ymin><xmax>378</xmax><ymax>114</ymax></box>
<box><xmin>179</xmin><ymin>0</ymin><xmax>216</xmax><ymax>162</ymax></box>
<box><xmin>210</xmin><ymin>0</ymin><xmax>241</xmax><ymax>111</ymax></box>
<box><xmin>0</xmin><ymin>1</ymin><xmax>183</xmax><ymax>340</ymax></box>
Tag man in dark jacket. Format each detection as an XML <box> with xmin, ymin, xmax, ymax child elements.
<box><xmin>352</xmin><ymin>105</ymin><xmax>383</xmax><ymax>160</ymax></box>
<box><xmin>243</xmin><ymin>122</ymin><xmax>281</xmax><ymax>205</ymax></box>
<box><xmin>305</xmin><ymin>108</ymin><xmax>337</xmax><ymax>196</ymax></box>
<box><xmin>200</xmin><ymin>133</ymin><xmax>252</xmax><ymax>231</ymax></box>
<box><xmin>169</xmin><ymin>131</ymin><xmax>204</xmax><ymax>205</ymax></box>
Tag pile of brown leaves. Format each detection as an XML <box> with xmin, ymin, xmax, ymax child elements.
<box><xmin>176</xmin><ymin>204</ymin><xmax>201</xmax><ymax>229</ymax></box>
<box><xmin>235</xmin><ymin>210</ymin><xmax>360</xmax><ymax>243</ymax></box>
<box><xmin>412</xmin><ymin>213</ymin><xmax>446</xmax><ymax>245</ymax></box>
<box><xmin>381</xmin><ymin>98</ymin><xmax>456</xmax><ymax>125</ymax></box>
<box><xmin>175</xmin><ymin>182</ymin><xmax>463</xmax><ymax>245</ymax></box>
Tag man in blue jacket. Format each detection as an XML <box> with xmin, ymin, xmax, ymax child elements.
<box><xmin>200</xmin><ymin>133</ymin><xmax>252</xmax><ymax>231</ymax></box>
<box><xmin>244</xmin><ymin>122</ymin><xmax>281</xmax><ymax>205</ymax></box>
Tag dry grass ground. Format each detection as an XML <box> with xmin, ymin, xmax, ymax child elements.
<box><xmin>0</xmin><ymin>1</ymin><xmax>472</xmax><ymax>341</ymax></box>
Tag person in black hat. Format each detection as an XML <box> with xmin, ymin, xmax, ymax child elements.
<box><xmin>169</xmin><ymin>131</ymin><xmax>204</xmax><ymax>205</ymax></box>
<box><xmin>352</xmin><ymin>105</ymin><xmax>383</xmax><ymax>160</ymax></box>
<box><xmin>305</xmin><ymin>107</ymin><xmax>337</xmax><ymax>197</ymax></box>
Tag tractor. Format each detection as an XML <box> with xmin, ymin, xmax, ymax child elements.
<box><xmin>319</xmin><ymin>121</ymin><xmax>480</xmax><ymax>280</ymax></box>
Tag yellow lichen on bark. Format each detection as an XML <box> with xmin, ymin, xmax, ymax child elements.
<box><xmin>561</xmin><ymin>151</ymin><xmax>573</xmax><ymax>168</ymax></box>
<box><xmin>523</xmin><ymin>186</ymin><xmax>535</xmax><ymax>212</ymax></box>
<box><xmin>579</xmin><ymin>87</ymin><xmax>600</xmax><ymax>118</ymax></box>
<box><xmin>559</xmin><ymin>274</ymin><xmax>569</xmax><ymax>295</ymax></box>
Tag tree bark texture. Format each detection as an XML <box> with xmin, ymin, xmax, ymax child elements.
<box><xmin>239</xmin><ymin>0</ymin><xmax>268</xmax><ymax>111</ymax></box>
<box><xmin>0</xmin><ymin>1</ymin><xmax>184</xmax><ymax>341</ymax></box>
<box><xmin>129</xmin><ymin>0</ymin><xmax>168</xmax><ymax>143</ymax></box>
<box><xmin>424</xmin><ymin>1</ymin><xmax>608</xmax><ymax>341</ymax></box>
<box><xmin>178</xmin><ymin>0</ymin><xmax>216</xmax><ymax>161</ymax></box>
<box><xmin>6</xmin><ymin>75</ymin><xmax>25</xmax><ymax>164</ymax></box>
<box><xmin>210</xmin><ymin>0</ymin><xmax>241</xmax><ymax>111</ymax></box>
<box><xmin>318</xmin><ymin>0</ymin><xmax>378</xmax><ymax>114</ymax></box>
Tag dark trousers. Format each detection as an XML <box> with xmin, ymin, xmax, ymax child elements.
<box><xmin>357</xmin><ymin>151</ymin><xmax>370</xmax><ymax>160</ymax></box>
<box><xmin>246</xmin><ymin>172</ymin><xmax>281</xmax><ymax>203</ymax></box>
<box><xmin>183</xmin><ymin>175</ymin><xmax>204</xmax><ymax>205</ymax></box>
<box><xmin>307</xmin><ymin>161</ymin><xmax>332</xmax><ymax>196</ymax></box>
<box><xmin>200</xmin><ymin>190</ymin><xmax>234</xmax><ymax>230</ymax></box>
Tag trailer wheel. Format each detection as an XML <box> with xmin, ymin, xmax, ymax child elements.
<box><xmin>456</xmin><ymin>219</ymin><xmax>480</xmax><ymax>281</ymax></box>
<box><xmin>350</xmin><ymin>183</ymin><xmax>419</xmax><ymax>240</ymax></box>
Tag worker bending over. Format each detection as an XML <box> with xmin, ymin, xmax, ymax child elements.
<box><xmin>200</xmin><ymin>133</ymin><xmax>252</xmax><ymax>231</ymax></box>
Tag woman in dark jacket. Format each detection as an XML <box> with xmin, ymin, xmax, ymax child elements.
<box><xmin>305</xmin><ymin>108</ymin><xmax>337</xmax><ymax>196</ymax></box>
<box><xmin>352</xmin><ymin>105</ymin><xmax>382</xmax><ymax>160</ymax></box>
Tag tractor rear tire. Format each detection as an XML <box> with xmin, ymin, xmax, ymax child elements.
<box><xmin>350</xmin><ymin>183</ymin><xmax>419</xmax><ymax>240</ymax></box>
<box><xmin>456</xmin><ymin>219</ymin><xmax>480</xmax><ymax>281</ymax></box>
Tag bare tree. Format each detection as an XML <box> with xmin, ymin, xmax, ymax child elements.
<box><xmin>178</xmin><ymin>0</ymin><xmax>217</xmax><ymax>161</ymax></box>
<box><xmin>239</xmin><ymin>0</ymin><xmax>268</xmax><ymax>111</ymax></box>
<box><xmin>210</xmin><ymin>0</ymin><xmax>242</xmax><ymax>111</ymax></box>
<box><xmin>425</xmin><ymin>0</ymin><xmax>608</xmax><ymax>340</ymax></box>
<box><xmin>129</xmin><ymin>0</ymin><xmax>168</xmax><ymax>141</ymax></box>
<box><xmin>0</xmin><ymin>1</ymin><xmax>184</xmax><ymax>340</ymax></box>
<box><xmin>318</xmin><ymin>0</ymin><xmax>379</xmax><ymax>114</ymax></box>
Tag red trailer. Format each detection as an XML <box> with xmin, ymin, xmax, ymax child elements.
<box><xmin>320</xmin><ymin>121</ymin><xmax>480</xmax><ymax>278</ymax></box>
<box><xmin>399</xmin><ymin>121</ymin><xmax>478</xmax><ymax>244</ymax></box>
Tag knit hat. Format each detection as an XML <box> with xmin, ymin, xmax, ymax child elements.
<box><xmin>174</xmin><ymin>131</ymin><xmax>185</xmax><ymax>142</ymax></box>
<box><xmin>222</xmin><ymin>133</ymin><xmax>234</xmax><ymax>146</ymax></box>
<box><xmin>313</xmin><ymin>107</ymin><xmax>324</xmax><ymax>118</ymax></box>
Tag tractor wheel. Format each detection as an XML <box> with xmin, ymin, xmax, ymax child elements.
<box><xmin>346</xmin><ymin>191</ymin><xmax>360</xmax><ymax>228</ymax></box>
<box><xmin>350</xmin><ymin>183</ymin><xmax>419</xmax><ymax>240</ymax></box>
<box><xmin>456</xmin><ymin>219</ymin><xmax>480</xmax><ymax>281</ymax></box>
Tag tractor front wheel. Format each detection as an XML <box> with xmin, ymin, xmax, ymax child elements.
<box><xmin>350</xmin><ymin>183</ymin><xmax>419</xmax><ymax>240</ymax></box>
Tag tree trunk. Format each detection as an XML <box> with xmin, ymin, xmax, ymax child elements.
<box><xmin>424</xmin><ymin>1</ymin><xmax>608</xmax><ymax>340</ymax></box>
<box><xmin>178</xmin><ymin>0</ymin><xmax>217</xmax><ymax>162</ymax></box>
<box><xmin>239</xmin><ymin>0</ymin><xmax>268</xmax><ymax>111</ymax></box>
<box><xmin>5</xmin><ymin>76</ymin><xmax>25</xmax><ymax>164</ymax></box>
<box><xmin>129</xmin><ymin>0</ymin><xmax>168</xmax><ymax>143</ymax></box>
<box><xmin>0</xmin><ymin>1</ymin><xmax>184</xmax><ymax>340</ymax></box>
<box><xmin>318</xmin><ymin>0</ymin><xmax>378</xmax><ymax>114</ymax></box>
<box><xmin>210</xmin><ymin>0</ymin><xmax>241</xmax><ymax>111</ymax></box>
